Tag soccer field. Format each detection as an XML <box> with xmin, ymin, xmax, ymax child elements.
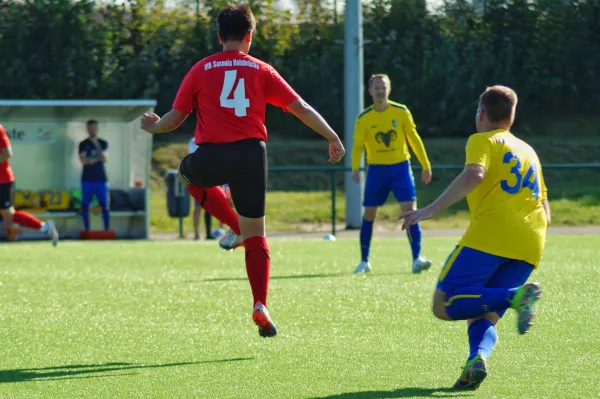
<box><xmin>1</xmin><ymin>236</ymin><xmax>599</xmax><ymax>398</ymax></box>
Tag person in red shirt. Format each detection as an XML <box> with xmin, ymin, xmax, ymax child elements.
<box><xmin>141</xmin><ymin>3</ymin><xmax>344</xmax><ymax>338</ymax></box>
<box><xmin>0</xmin><ymin>124</ymin><xmax>59</xmax><ymax>245</ymax></box>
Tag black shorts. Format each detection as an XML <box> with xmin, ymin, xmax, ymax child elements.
<box><xmin>0</xmin><ymin>181</ymin><xmax>14</xmax><ymax>210</ymax></box>
<box><xmin>179</xmin><ymin>139</ymin><xmax>267</xmax><ymax>218</ymax></box>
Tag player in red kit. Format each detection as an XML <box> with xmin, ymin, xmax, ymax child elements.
<box><xmin>140</xmin><ymin>4</ymin><xmax>344</xmax><ymax>338</ymax></box>
<box><xmin>0</xmin><ymin>124</ymin><xmax>59</xmax><ymax>245</ymax></box>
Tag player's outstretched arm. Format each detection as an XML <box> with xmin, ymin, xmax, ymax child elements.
<box><xmin>287</xmin><ymin>99</ymin><xmax>345</xmax><ymax>163</ymax></box>
<box><xmin>398</xmin><ymin>164</ymin><xmax>484</xmax><ymax>230</ymax></box>
<box><xmin>140</xmin><ymin>109</ymin><xmax>189</xmax><ymax>135</ymax></box>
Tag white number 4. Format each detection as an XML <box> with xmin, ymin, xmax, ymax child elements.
<box><xmin>220</xmin><ymin>70</ymin><xmax>250</xmax><ymax>117</ymax></box>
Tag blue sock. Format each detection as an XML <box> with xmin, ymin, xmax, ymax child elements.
<box><xmin>444</xmin><ymin>287</ymin><xmax>517</xmax><ymax>320</ymax></box>
<box><xmin>468</xmin><ymin>319</ymin><xmax>497</xmax><ymax>360</ymax></box>
<box><xmin>407</xmin><ymin>223</ymin><xmax>422</xmax><ymax>260</ymax></box>
<box><xmin>100</xmin><ymin>205</ymin><xmax>110</xmax><ymax>230</ymax></box>
<box><xmin>360</xmin><ymin>219</ymin><xmax>374</xmax><ymax>262</ymax></box>
<box><xmin>81</xmin><ymin>203</ymin><xmax>90</xmax><ymax>230</ymax></box>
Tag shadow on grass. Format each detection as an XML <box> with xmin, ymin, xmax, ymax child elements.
<box><xmin>312</xmin><ymin>387</ymin><xmax>472</xmax><ymax>398</ymax></box>
<box><xmin>199</xmin><ymin>272</ymin><xmax>400</xmax><ymax>283</ymax></box>
<box><xmin>0</xmin><ymin>357</ymin><xmax>252</xmax><ymax>383</ymax></box>
<box><xmin>200</xmin><ymin>272</ymin><xmax>348</xmax><ymax>283</ymax></box>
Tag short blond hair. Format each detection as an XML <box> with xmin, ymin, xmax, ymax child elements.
<box><xmin>480</xmin><ymin>85</ymin><xmax>518</xmax><ymax>122</ymax></box>
<box><xmin>368</xmin><ymin>74</ymin><xmax>391</xmax><ymax>88</ymax></box>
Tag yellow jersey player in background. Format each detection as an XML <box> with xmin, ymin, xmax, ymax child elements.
<box><xmin>399</xmin><ymin>85</ymin><xmax>549</xmax><ymax>390</ymax></box>
<box><xmin>352</xmin><ymin>74</ymin><xmax>433</xmax><ymax>274</ymax></box>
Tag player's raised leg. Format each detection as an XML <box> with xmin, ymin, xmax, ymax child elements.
<box><xmin>434</xmin><ymin>247</ymin><xmax>541</xmax><ymax>331</ymax></box>
<box><xmin>2</xmin><ymin>207</ymin><xmax>58</xmax><ymax>246</ymax></box>
<box><xmin>434</xmin><ymin>278</ymin><xmax>541</xmax><ymax>327</ymax></box>
<box><xmin>182</xmin><ymin>177</ymin><xmax>242</xmax><ymax>249</ymax></box>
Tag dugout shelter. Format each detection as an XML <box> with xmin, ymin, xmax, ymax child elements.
<box><xmin>0</xmin><ymin>100</ymin><xmax>155</xmax><ymax>239</ymax></box>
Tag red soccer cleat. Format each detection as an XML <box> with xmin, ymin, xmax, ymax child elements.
<box><xmin>252</xmin><ymin>302</ymin><xmax>277</xmax><ymax>338</ymax></box>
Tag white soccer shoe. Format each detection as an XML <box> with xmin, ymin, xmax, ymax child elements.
<box><xmin>46</xmin><ymin>220</ymin><xmax>59</xmax><ymax>247</ymax></box>
<box><xmin>211</xmin><ymin>228</ymin><xmax>226</xmax><ymax>239</ymax></box>
<box><xmin>218</xmin><ymin>229</ymin><xmax>243</xmax><ymax>251</ymax></box>
<box><xmin>354</xmin><ymin>260</ymin><xmax>372</xmax><ymax>274</ymax></box>
<box><xmin>412</xmin><ymin>256</ymin><xmax>432</xmax><ymax>273</ymax></box>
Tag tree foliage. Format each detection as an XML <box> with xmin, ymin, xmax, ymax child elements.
<box><xmin>0</xmin><ymin>0</ymin><xmax>598</xmax><ymax>137</ymax></box>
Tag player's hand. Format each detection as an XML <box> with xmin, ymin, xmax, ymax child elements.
<box><xmin>398</xmin><ymin>206</ymin><xmax>435</xmax><ymax>231</ymax></box>
<box><xmin>140</xmin><ymin>113</ymin><xmax>161</xmax><ymax>133</ymax></box>
<box><xmin>328</xmin><ymin>139</ymin><xmax>345</xmax><ymax>164</ymax></box>
<box><xmin>422</xmin><ymin>169</ymin><xmax>432</xmax><ymax>185</ymax></box>
<box><xmin>352</xmin><ymin>170</ymin><xmax>360</xmax><ymax>183</ymax></box>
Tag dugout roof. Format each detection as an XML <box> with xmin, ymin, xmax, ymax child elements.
<box><xmin>0</xmin><ymin>100</ymin><xmax>157</xmax><ymax>122</ymax></box>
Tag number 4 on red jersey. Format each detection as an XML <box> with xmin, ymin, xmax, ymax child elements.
<box><xmin>173</xmin><ymin>51</ymin><xmax>300</xmax><ymax>144</ymax></box>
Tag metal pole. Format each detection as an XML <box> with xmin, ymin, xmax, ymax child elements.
<box><xmin>343</xmin><ymin>0</ymin><xmax>364</xmax><ymax>229</ymax></box>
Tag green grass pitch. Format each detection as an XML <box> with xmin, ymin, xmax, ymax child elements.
<box><xmin>1</xmin><ymin>235</ymin><xmax>599</xmax><ymax>398</ymax></box>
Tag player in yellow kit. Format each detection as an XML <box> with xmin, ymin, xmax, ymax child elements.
<box><xmin>352</xmin><ymin>74</ymin><xmax>433</xmax><ymax>274</ymax></box>
<box><xmin>399</xmin><ymin>86</ymin><xmax>549</xmax><ymax>390</ymax></box>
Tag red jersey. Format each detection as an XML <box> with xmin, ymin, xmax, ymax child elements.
<box><xmin>0</xmin><ymin>124</ymin><xmax>15</xmax><ymax>184</ymax></box>
<box><xmin>173</xmin><ymin>50</ymin><xmax>300</xmax><ymax>144</ymax></box>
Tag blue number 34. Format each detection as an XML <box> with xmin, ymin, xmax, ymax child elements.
<box><xmin>500</xmin><ymin>152</ymin><xmax>540</xmax><ymax>199</ymax></box>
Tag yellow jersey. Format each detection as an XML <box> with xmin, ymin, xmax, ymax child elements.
<box><xmin>459</xmin><ymin>129</ymin><xmax>548</xmax><ymax>267</ymax></box>
<box><xmin>351</xmin><ymin>101</ymin><xmax>431</xmax><ymax>171</ymax></box>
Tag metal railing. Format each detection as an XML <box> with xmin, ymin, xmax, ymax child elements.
<box><xmin>175</xmin><ymin>163</ymin><xmax>600</xmax><ymax>238</ymax></box>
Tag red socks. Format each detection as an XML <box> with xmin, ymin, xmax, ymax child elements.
<box><xmin>186</xmin><ymin>185</ymin><xmax>240</xmax><ymax>235</ymax></box>
<box><xmin>12</xmin><ymin>211</ymin><xmax>43</xmax><ymax>230</ymax></box>
<box><xmin>244</xmin><ymin>236</ymin><xmax>271</xmax><ymax>307</ymax></box>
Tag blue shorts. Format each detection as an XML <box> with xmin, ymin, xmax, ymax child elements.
<box><xmin>437</xmin><ymin>246</ymin><xmax>534</xmax><ymax>317</ymax></box>
<box><xmin>82</xmin><ymin>182</ymin><xmax>109</xmax><ymax>206</ymax></box>
<box><xmin>363</xmin><ymin>161</ymin><xmax>416</xmax><ymax>207</ymax></box>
